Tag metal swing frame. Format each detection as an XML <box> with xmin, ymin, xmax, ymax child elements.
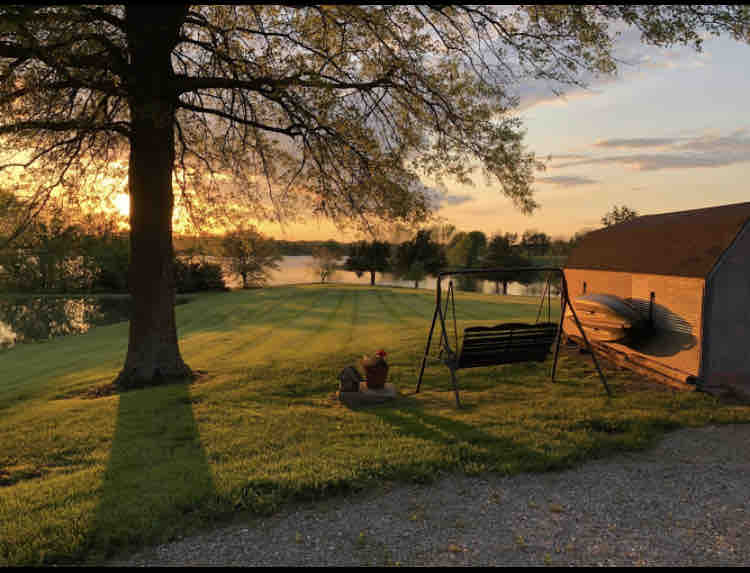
<box><xmin>415</xmin><ymin>267</ymin><xmax>610</xmax><ymax>407</ymax></box>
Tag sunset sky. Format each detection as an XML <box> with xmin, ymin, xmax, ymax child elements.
<box><xmin>262</xmin><ymin>29</ymin><xmax>750</xmax><ymax>243</ymax></box>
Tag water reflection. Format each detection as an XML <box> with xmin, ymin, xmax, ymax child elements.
<box><xmin>0</xmin><ymin>296</ymin><xmax>132</xmax><ymax>349</ymax></box>
<box><xmin>0</xmin><ymin>320</ymin><xmax>16</xmax><ymax>349</ymax></box>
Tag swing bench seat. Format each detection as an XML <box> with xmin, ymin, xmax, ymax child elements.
<box><xmin>452</xmin><ymin>322</ymin><xmax>559</xmax><ymax>369</ymax></box>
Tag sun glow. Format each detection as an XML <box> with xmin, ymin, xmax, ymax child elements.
<box><xmin>113</xmin><ymin>193</ymin><xmax>130</xmax><ymax>217</ymax></box>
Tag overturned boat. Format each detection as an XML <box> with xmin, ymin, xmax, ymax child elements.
<box><xmin>565</xmin><ymin>293</ymin><xmax>647</xmax><ymax>342</ymax></box>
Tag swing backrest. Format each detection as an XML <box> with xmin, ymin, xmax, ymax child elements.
<box><xmin>457</xmin><ymin>322</ymin><xmax>558</xmax><ymax>369</ymax></box>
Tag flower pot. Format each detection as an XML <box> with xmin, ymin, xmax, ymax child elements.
<box><xmin>361</xmin><ymin>354</ymin><xmax>388</xmax><ymax>389</ymax></box>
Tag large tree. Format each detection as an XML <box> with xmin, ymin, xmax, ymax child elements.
<box><xmin>1</xmin><ymin>5</ymin><xmax>748</xmax><ymax>388</ymax></box>
<box><xmin>480</xmin><ymin>232</ymin><xmax>531</xmax><ymax>295</ymax></box>
<box><xmin>520</xmin><ymin>229</ymin><xmax>552</xmax><ymax>257</ymax></box>
<box><xmin>445</xmin><ymin>230</ymin><xmax>488</xmax><ymax>291</ymax></box>
<box><xmin>446</xmin><ymin>230</ymin><xmax>488</xmax><ymax>268</ymax></box>
<box><xmin>392</xmin><ymin>229</ymin><xmax>446</xmax><ymax>288</ymax></box>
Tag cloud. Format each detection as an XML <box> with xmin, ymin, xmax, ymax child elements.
<box><xmin>551</xmin><ymin>128</ymin><xmax>750</xmax><ymax>171</ymax></box>
<box><xmin>675</xmin><ymin>128</ymin><xmax>750</xmax><ymax>153</ymax></box>
<box><xmin>547</xmin><ymin>153</ymin><xmax>590</xmax><ymax>161</ymax></box>
<box><xmin>537</xmin><ymin>175</ymin><xmax>597</xmax><ymax>187</ymax></box>
<box><xmin>423</xmin><ymin>187</ymin><xmax>474</xmax><ymax>210</ymax></box>
<box><xmin>593</xmin><ymin>137</ymin><xmax>679</xmax><ymax>149</ymax></box>
<box><xmin>514</xmin><ymin>24</ymin><xmax>711</xmax><ymax>112</ymax></box>
<box><xmin>440</xmin><ymin>193</ymin><xmax>474</xmax><ymax>206</ymax></box>
<box><xmin>516</xmin><ymin>83</ymin><xmax>605</xmax><ymax>112</ymax></box>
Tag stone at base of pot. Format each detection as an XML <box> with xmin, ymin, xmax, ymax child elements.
<box><xmin>337</xmin><ymin>382</ymin><xmax>397</xmax><ymax>407</ymax></box>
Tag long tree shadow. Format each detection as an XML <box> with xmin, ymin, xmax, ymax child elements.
<box><xmin>358</xmin><ymin>396</ymin><xmax>557</xmax><ymax>474</ymax></box>
<box><xmin>88</xmin><ymin>380</ymin><xmax>220</xmax><ymax>561</ymax></box>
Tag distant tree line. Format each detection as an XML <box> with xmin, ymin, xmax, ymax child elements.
<box><xmin>337</xmin><ymin>204</ymin><xmax>640</xmax><ymax>291</ymax></box>
<box><xmin>1</xmin><ymin>196</ymin><xmax>637</xmax><ymax>294</ymax></box>
<box><xmin>339</xmin><ymin>226</ymin><xmax>557</xmax><ymax>292</ymax></box>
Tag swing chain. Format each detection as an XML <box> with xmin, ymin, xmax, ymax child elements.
<box><xmin>438</xmin><ymin>280</ymin><xmax>459</xmax><ymax>362</ymax></box>
<box><xmin>535</xmin><ymin>272</ymin><xmax>555</xmax><ymax>325</ymax></box>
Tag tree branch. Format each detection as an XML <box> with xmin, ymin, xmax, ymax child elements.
<box><xmin>176</xmin><ymin>100</ymin><xmax>305</xmax><ymax>138</ymax></box>
<box><xmin>0</xmin><ymin>119</ymin><xmax>130</xmax><ymax>137</ymax></box>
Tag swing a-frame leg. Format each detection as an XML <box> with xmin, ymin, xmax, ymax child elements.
<box><xmin>416</xmin><ymin>280</ymin><xmax>462</xmax><ymax>407</ymax></box>
<box><xmin>416</xmin><ymin>303</ymin><xmax>438</xmax><ymax>395</ymax></box>
<box><xmin>448</xmin><ymin>365</ymin><xmax>461</xmax><ymax>408</ymax></box>
<box><xmin>552</xmin><ymin>278</ymin><xmax>611</xmax><ymax>396</ymax></box>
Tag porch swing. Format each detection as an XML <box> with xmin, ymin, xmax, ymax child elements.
<box><xmin>415</xmin><ymin>267</ymin><xmax>610</xmax><ymax>407</ymax></box>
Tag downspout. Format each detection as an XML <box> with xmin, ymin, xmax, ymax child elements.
<box><xmin>649</xmin><ymin>291</ymin><xmax>655</xmax><ymax>330</ymax></box>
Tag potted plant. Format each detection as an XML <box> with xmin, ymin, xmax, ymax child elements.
<box><xmin>361</xmin><ymin>349</ymin><xmax>388</xmax><ymax>389</ymax></box>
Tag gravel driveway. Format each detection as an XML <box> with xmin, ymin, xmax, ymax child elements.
<box><xmin>108</xmin><ymin>423</ymin><xmax>750</xmax><ymax>567</ymax></box>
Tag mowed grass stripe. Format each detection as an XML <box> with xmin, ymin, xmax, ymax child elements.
<box><xmin>341</xmin><ymin>287</ymin><xmax>360</xmax><ymax>353</ymax></box>
<box><xmin>374</xmin><ymin>289</ymin><xmax>409</xmax><ymax>326</ymax></box>
<box><xmin>375</xmin><ymin>288</ymin><xmax>432</xmax><ymax>326</ymax></box>
<box><xmin>183</xmin><ymin>287</ymin><xmax>331</xmax><ymax>367</ymax></box>
<box><xmin>0</xmin><ymin>322</ymin><xmax>129</xmax><ymax>408</ymax></box>
<box><xmin>226</xmin><ymin>286</ymin><xmax>346</xmax><ymax>367</ymax></box>
<box><xmin>178</xmin><ymin>287</ymin><xmax>298</xmax><ymax>336</ymax></box>
<box><xmin>284</xmin><ymin>285</ymin><xmax>358</xmax><ymax>361</ymax></box>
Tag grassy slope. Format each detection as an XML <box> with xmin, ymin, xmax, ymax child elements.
<box><xmin>1</xmin><ymin>284</ymin><xmax>749</xmax><ymax>565</ymax></box>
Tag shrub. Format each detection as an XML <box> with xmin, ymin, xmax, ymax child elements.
<box><xmin>174</xmin><ymin>258</ymin><xmax>228</xmax><ymax>293</ymax></box>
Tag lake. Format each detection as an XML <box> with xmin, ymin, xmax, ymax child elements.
<box><xmin>0</xmin><ymin>256</ymin><xmax>557</xmax><ymax>349</ymax></box>
<box><xmin>218</xmin><ymin>255</ymin><xmax>557</xmax><ymax>296</ymax></box>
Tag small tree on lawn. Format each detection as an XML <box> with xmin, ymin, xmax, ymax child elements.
<box><xmin>222</xmin><ymin>226</ymin><xmax>282</xmax><ymax>289</ymax></box>
<box><xmin>404</xmin><ymin>260</ymin><xmax>427</xmax><ymax>290</ymax></box>
<box><xmin>311</xmin><ymin>247</ymin><xmax>339</xmax><ymax>283</ymax></box>
<box><xmin>344</xmin><ymin>240</ymin><xmax>391</xmax><ymax>286</ymax></box>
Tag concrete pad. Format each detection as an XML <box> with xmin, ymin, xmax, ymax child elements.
<box><xmin>337</xmin><ymin>382</ymin><xmax>398</xmax><ymax>407</ymax></box>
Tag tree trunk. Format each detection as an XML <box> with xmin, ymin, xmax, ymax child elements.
<box><xmin>115</xmin><ymin>6</ymin><xmax>192</xmax><ymax>389</ymax></box>
<box><xmin>370</xmin><ymin>270</ymin><xmax>376</xmax><ymax>286</ymax></box>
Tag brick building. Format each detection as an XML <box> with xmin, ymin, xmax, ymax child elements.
<box><xmin>563</xmin><ymin>201</ymin><xmax>750</xmax><ymax>389</ymax></box>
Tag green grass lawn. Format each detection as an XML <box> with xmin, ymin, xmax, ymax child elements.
<box><xmin>2</xmin><ymin>284</ymin><xmax>749</xmax><ymax>565</ymax></box>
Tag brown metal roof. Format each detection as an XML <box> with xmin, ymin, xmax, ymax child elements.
<box><xmin>565</xmin><ymin>202</ymin><xmax>750</xmax><ymax>278</ymax></box>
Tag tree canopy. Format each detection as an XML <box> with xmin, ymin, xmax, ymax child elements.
<box><xmin>310</xmin><ymin>246</ymin><xmax>339</xmax><ymax>283</ymax></box>
<box><xmin>520</xmin><ymin>229</ymin><xmax>551</xmax><ymax>256</ymax></box>
<box><xmin>446</xmin><ymin>231</ymin><xmax>488</xmax><ymax>269</ymax></box>
<box><xmin>344</xmin><ymin>240</ymin><xmax>391</xmax><ymax>286</ymax></box>
<box><xmin>479</xmin><ymin>232</ymin><xmax>532</xmax><ymax>294</ymax></box>
<box><xmin>1</xmin><ymin>4</ymin><xmax>748</xmax><ymax>387</ymax></box>
<box><xmin>601</xmin><ymin>205</ymin><xmax>639</xmax><ymax>227</ymax></box>
<box><xmin>222</xmin><ymin>226</ymin><xmax>282</xmax><ymax>289</ymax></box>
<box><xmin>392</xmin><ymin>229</ymin><xmax>446</xmax><ymax>288</ymax></box>
<box><xmin>4</xmin><ymin>6</ymin><xmax>748</xmax><ymax>232</ymax></box>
